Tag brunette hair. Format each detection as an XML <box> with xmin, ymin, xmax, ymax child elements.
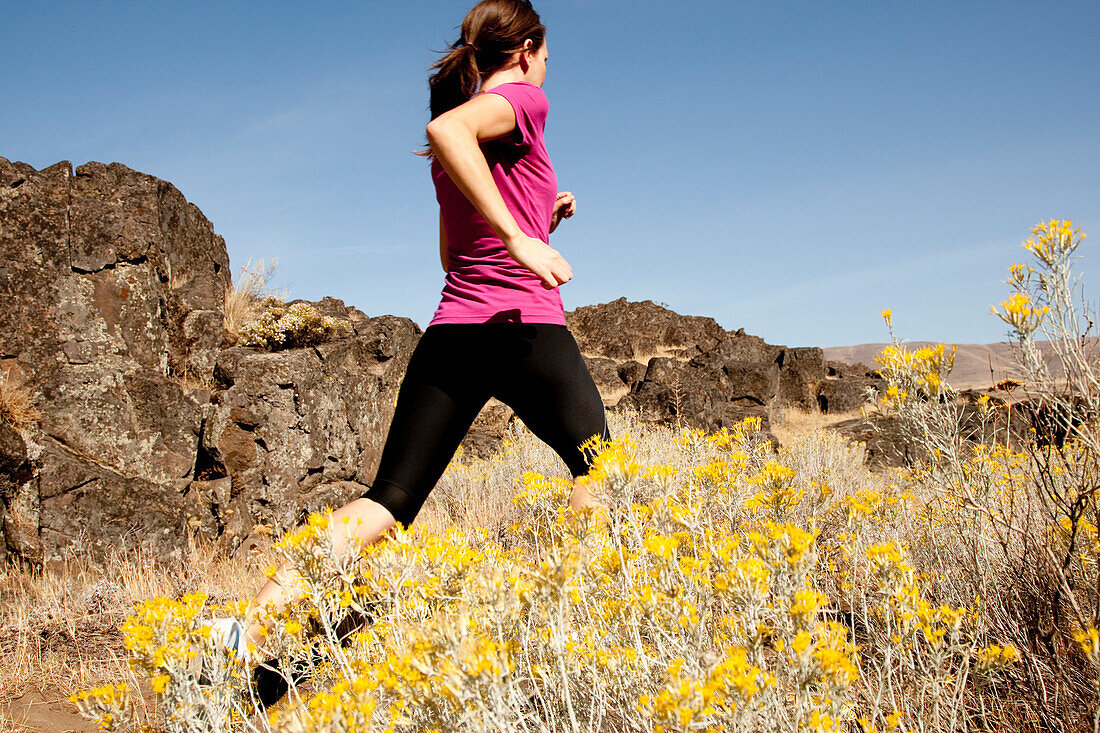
<box><xmin>427</xmin><ymin>0</ymin><xmax>545</xmax><ymax>122</ymax></box>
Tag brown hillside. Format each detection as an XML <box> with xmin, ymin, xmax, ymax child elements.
<box><xmin>824</xmin><ymin>340</ymin><xmax>1090</xmax><ymax>390</ymax></box>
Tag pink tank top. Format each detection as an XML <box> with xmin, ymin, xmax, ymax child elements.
<box><xmin>427</xmin><ymin>81</ymin><xmax>565</xmax><ymax>326</ymax></box>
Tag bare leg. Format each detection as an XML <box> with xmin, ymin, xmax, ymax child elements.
<box><xmin>244</xmin><ymin>497</ymin><xmax>397</xmax><ymax>649</ymax></box>
<box><xmin>244</xmin><ymin>481</ymin><xmax>597</xmax><ymax>651</ymax></box>
<box><xmin>568</xmin><ymin>479</ymin><xmax>601</xmax><ymax>511</ymax></box>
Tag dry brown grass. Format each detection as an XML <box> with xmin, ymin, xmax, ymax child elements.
<box><xmin>0</xmin><ymin>372</ymin><xmax>38</xmax><ymax>430</ymax></box>
<box><xmin>0</xmin><ymin>534</ymin><xmax>282</xmax><ymax>732</ymax></box>
<box><xmin>177</xmin><ymin>373</ymin><xmax>215</xmax><ymax>392</ymax></box>
<box><xmin>0</xmin><ymin>405</ymin><xmax>846</xmax><ymax>731</ymax></box>
<box><xmin>769</xmin><ymin>404</ymin><xmax>863</xmax><ymax>446</ymax></box>
<box><xmin>163</xmin><ymin>363</ymin><xmax>216</xmax><ymax>392</ymax></box>
<box><xmin>0</xmin><ymin>407</ymin><xmax>604</xmax><ymax>730</ymax></box>
<box><xmin>6</xmin><ymin>404</ymin><xmax>1059</xmax><ymax>731</ymax></box>
<box><xmin>417</xmin><ymin>407</ymin><xmax>694</xmax><ymax>539</ymax></box>
<box><xmin>224</xmin><ymin>259</ymin><xmax>280</xmax><ymax>342</ymax></box>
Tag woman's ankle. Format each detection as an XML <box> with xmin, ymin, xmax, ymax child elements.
<box><xmin>244</xmin><ymin>621</ymin><xmax>266</xmax><ymax>652</ymax></box>
<box><xmin>568</xmin><ymin>484</ymin><xmax>601</xmax><ymax>510</ymax></box>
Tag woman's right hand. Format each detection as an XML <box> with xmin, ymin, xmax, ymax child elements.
<box><xmin>505</xmin><ymin>234</ymin><xmax>573</xmax><ymax>289</ymax></box>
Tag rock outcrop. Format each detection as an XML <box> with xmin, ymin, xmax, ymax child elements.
<box><xmin>1</xmin><ymin>158</ymin><xmax>232</xmax><ymax>562</ymax></box>
<box><xmin>0</xmin><ymin>159</ymin><xmax>415</xmax><ymax>563</ymax></box>
<box><xmin>456</xmin><ymin>301</ymin><xmax>854</xmax><ymax>457</ymax></box>
<box><xmin>565</xmin><ymin>299</ymin><xmax>848</xmax><ymax>433</ymax></box>
<box><xmin>818</xmin><ymin>360</ymin><xmax>884</xmax><ymax>414</ymax></box>
<box><xmin>201</xmin><ymin>313</ymin><xmax>419</xmax><ymax>538</ymax></box>
<box><xmin>1</xmin><ymin>157</ymin><xmax>885</xmax><ymax>565</ymax></box>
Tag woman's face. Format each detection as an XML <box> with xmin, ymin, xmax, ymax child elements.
<box><xmin>524</xmin><ymin>39</ymin><xmax>549</xmax><ymax>87</ymax></box>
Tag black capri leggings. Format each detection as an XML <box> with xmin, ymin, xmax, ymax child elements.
<box><xmin>362</xmin><ymin>322</ymin><xmax>611</xmax><ymax>526</ymax></box>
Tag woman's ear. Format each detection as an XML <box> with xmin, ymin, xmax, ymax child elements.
<box><xmin>518</xmin><ymin>41</ymin><xmax>532</xmax><ymax>72</ymax></box>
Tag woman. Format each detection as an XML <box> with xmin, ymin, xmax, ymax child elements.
<box><xmin>212</xmin><ymin>0</ymin><xmax>609</xmax><ymax>667</ymax></box>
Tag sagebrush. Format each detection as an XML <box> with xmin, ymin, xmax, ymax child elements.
<box><xmin>238</xmin><ymin>298</ymin><xmax>352</xmax><ymax>351</ymax></box>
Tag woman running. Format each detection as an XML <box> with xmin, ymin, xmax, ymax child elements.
<box><xmin>211</xmin><ymin>0</ymin><xmax>610</xmax><ymax>666</ymax></box>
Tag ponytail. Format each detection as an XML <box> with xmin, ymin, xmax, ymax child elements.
<box><xmin>418</xmin><ymin>0</ymin><xmax>545</xmax><ymax>157</ymax></box>
<box><xmin>428</xmin><ymin>43</ymin><xmax>481</xmax><ymax>122</ymax></box>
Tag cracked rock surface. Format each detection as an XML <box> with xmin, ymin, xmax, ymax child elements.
<box><xmin>1</xmin><ymin>158</ymin><xmax>233</xmax><ymax>563</ymax></box>
<box><xmin>566</xmin><ymin>299</ymin><xmax>881</xmax><ymax>436</ymax></box>
<box><xmin>0</xmin><ymin>158</ymin><xmax>419</xmax><ymax>562</ymax></box>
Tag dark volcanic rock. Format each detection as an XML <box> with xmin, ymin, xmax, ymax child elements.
<box><xmin>0</xmin><ymin>422</ymin><xmax>34</xmax><ymax>563</ymax></box>
<box><xmin>35</xmin><ymin>436</ymin><xmax>217</xmax><ymax>563</ymax></box>
<box><xmin>776</xmin><ymin>347</ymin><xmax>826</xmax><ymax>408</ymax></box>
<box><xmin>0</xmin><ymin>157</ymin><xmax>232</xmax><ymax>561</ymax></box>
<box><xmin>816</xmin><ymin>361</ymin><xmax>884</xmax><ymax>414</ymax></box>
<box><xmin>830</xmin><ymin>416</ymin><xmax>919</xmax><ymax>469</ymax></box>
<box><xmin>583</xmin><ymin>356</ymin><xmax>631</xmax><ymax>403</ymax></box>
<box><xmin>0</xmin><ymin>153</ymin><xmax>520</xmax><ymax>562</ymax></box>
<box><xmin>458</xmin><ymin>399</ymin><xmax>515</xmax><ymax>461</ymax></box>
<box><xmin>566</xmin><ymin>299</ymin><xmax>829</xmax><ymax>433</ymax></box>
<box><xmin>0</xmin><ymin>157</ymin><xmax>889</xmax><ymax>564</ymax></box>
<box><xmin>0</xmin><ymin>159</ymin><xmax>230</xmax><ymax>379</ymax></box>
<box><xmin>617</xmin><ymin>353</ymin><xmax>775</xmax><ymax>432</ymax></box>
<box><xmin>0</xmin><ymin>423</ymin><xmax>29</xmax><ymax>498</ymax></box>
<box><xmin>203</xmin><ymin>316</ymin><xmax>420</xmax><ymax>542</ymax></box>
<box><xmin>566</xmin><ymin>298</ymin><xmax>727</xmax><ymax>361</ymax></box>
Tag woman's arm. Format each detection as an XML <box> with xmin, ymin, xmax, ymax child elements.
<box><xmin>549</xmin><ymin>191</ymin><xmax>576</xmax><ymax>234</ymax></box>
<box><xmin>426</xmin><ymin>95</ymin><xmax>572</xmax><ymax>289</ymax></box>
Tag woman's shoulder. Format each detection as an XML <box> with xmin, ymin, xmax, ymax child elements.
<box><xmin>483</xmin><ymin>82</ymin><xmax>549</xmax><ymax>128</ymax></box>
<box><xmin>496</xmin><ymin>80</ymin><xmax>545</xmax><ymax>93</ymax></box>
<box><xmin>482</xmin><ymin>81</ymin><xmax>548</xmax><ymax>104</ymax></box>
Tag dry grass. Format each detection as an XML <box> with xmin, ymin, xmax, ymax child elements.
<box><xmin>0</xmin><ymin>408</ymin><xmax>678</xmax><ymax>730</ymax></box>
<box><xmin>0</xmin><ymin>371</ymin><xmax>38</xmax><ymax>430</ymax></box>
<box><xmin>417</xmin><ymin>406</ymin><xmax>695</xmax><ymax>539</ymax></box>
<box><xmin>177</xmin><ymin>373</ymin><xmax>216</xmax><ymax>392</ymax></box>
<box><xmin>163</xmin><ymin>363</ymin><xmax>216</xmax><ymax>392</ymax></box>
<box><xmin>0</xmin><ymin>534</ymin><xmax>282</xmax><ymax>732</ymax></box>
<box><xmin>83</xmin><ymin>406</ymin><xmax>1043</xmax><ymax>731</ymax></box>
<box><xmin>769</xmin><ymin>405</ymin><xmax>863</xmax><ymax>447</ymax></box>
<box><xmin>224</xmin><ymin>259</ymin><xmax>281</xmax><ymax>342</ymax></box>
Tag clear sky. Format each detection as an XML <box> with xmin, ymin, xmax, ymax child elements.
<box><xmin>4</xmin><ymin>0</ymin><xmax>1098</xmax><ymax>348</ymax></box>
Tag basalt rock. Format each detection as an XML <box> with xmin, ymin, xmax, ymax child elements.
<box><xmin>567</xmin><ymin>297</ymin><xmax>727</xmax><ymax>362</ymax></box>
<box><xmin>566</xmin><ymin>299</ymin><xmax>827</xmax><ymax>434</ymax></box>
<box><xmin>816</xmin><ymin>361</ymin><xmax>885</xmax><ymax>414</ymax></box>
<box><xmin>0</xmin><ymin>422</ymin><xmax>34</xmax><ymax>563</ymax></box>
<box><xmin>34</xmin><ymin>435</ymin><xmax>217</xmax><ymax>563</ymax></box>
<box><xmin>201</xmin><ymin>314</ymin><xmax>419</xmax><ymax>542</ymax></box>
<box><xmin>829</xmin><ymin>415</ymin><xmax>918</xmax><ymax>469</ymax></box>
<box><xmin>0</xmin><ymin>157</ymin><xmax>230</xmax><ymax>562</ymax></box>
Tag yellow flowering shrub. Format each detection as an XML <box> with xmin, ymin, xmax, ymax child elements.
<box><xmin>868</xmin><ymin>220</ymin><xmax>1100</xmax><ymax>730</ymax></box>
<box><xmin>77</xmin><ymin>419</ymin><xmax>1035</xmax><ymax>732</ymax></box>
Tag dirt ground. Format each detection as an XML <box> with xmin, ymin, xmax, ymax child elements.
<box><xmin>3</xmin><ymin>690</ymin><xmax>97</xmax><ymax>733</ymax></box>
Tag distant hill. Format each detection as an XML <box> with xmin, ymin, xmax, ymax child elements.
<box><xmin>824</xmin><ymin>340</ymin><xmax>1094</xmax><ymax>390</ymax></box>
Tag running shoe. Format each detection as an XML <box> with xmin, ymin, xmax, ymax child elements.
<box><xmin>206</xmin><ymin>617</ymin><xmax>252</xmax><ymax>664</ymax></box>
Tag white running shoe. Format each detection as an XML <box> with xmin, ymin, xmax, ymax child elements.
<box><xmin>207</xmin><ymin>617</ymin><xmax>252</xmax><ymax>665</ymax></box>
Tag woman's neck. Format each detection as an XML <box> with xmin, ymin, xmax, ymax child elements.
<box><xmin>481</xmin><ymin>66</ymin><xmax>534</xmax><ymax>93</ymax></box>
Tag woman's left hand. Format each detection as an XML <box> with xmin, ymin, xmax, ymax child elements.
<box><xmin>549</xmin><ymin>191</ymin><xmax>576</xmax><ymax>234</ymax></box>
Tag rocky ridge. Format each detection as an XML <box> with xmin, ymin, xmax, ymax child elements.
<box><xmin>0</xmin><ymin>158</ymin><xmax>884</xmax><ymax>565</ymax></box>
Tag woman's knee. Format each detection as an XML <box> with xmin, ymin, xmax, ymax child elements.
<box><xmin>360</xmin><ymin>479</ymin><xmax>427</xmax><ymax>528</ymax></box>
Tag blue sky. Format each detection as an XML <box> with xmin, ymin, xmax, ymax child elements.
<box><xmin>4</xmin><ymin>0</ymin><xmax>1098</xmax><ymax>347</ymax></box>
